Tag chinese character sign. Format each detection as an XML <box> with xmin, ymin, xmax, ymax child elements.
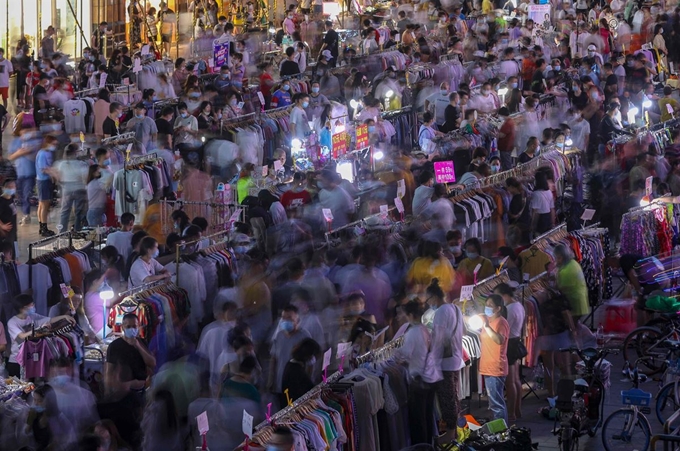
<box><xmin>434</xmin><ymin>161</ymin><xmax>456</xmax><ymax>183</ymax></box>
<box><xmin>213</xmin><ymin>40</ymin><xmax>230</xmax><ymax>68</ymax></box>
<box><xmin>356</xmin><ymin>124</ymin><xmax>369</xmax><ymax>149</ymax></box>
<box><xmin>332</xmin><ymin>133</ymin><xmax>348</xmax><ymax>159</ymax></box>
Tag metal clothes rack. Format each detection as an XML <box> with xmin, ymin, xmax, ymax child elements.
<box><xmin>27</xmin><ymin>232</ymin><xmax>74</xmax><ymax>290</ymax></box>
<box><xmin>252</xmin><ymin>371</ymin><xmax>343</xmax><ymax>433</ymax></box>
<box><xmin>530</xmin><ymin>223</ymin><xmax>568</xmax><ymax>245</ymax></box>
<box><xmin>174</xmin><ymin>229</ymin><xmax>231</xmax><ymax>285</ymax></box>
<box><xmin>159</xmin><ymin>200</ymin><xmax>246</xmax><ymax>235</ymax></box>
<box><xmin>323</xmin><ymin>207</ymin><xmax>398</xmax><ymax>245</ymax></box>
<box><xmin>355</xmin><ymin>336</ymin><xmax>404</xmax><ymax>365</ymax></box>
<box><xmin>622</xmin><ymin>200</ymin><xmax>666</xmax><ymax>219</ymax></box>
<box><xmin>116</xmin><ymin>279</ymin><xmax>170</xmax><ymax>299</ymax></box>
<box><xmin>101</xmin><ymin>132</ymin><xmax>136</xmax><ymax>147</ymax></box>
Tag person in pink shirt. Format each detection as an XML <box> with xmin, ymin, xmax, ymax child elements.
<box><xmin>283</xmin><ymin>10</ymin><xmax>296</xmax><ymax>35</ymax></box>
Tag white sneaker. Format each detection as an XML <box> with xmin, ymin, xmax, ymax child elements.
<box><xmin>20</xmin><ymin>216</ymin><xmax>31</xmax><ymax>225</ymax></box>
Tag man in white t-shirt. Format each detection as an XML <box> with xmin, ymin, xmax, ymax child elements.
<box><xmin>425</xmin><ymin>82</ymin><xmax>451</xmax><ymax>128</ymax></box>
<box><xmin>106</xmin><ymin>212</ymin><xmax>135</xmax><ymax>261</ymax></box>
<box><xmin>569</xmin><ymin>110</ymin><xmax>591</xmax><ymax>151</ymax></box>
<box><xmin>468</xmin><ymin>82</ymin><xmax>499</xmax><ymax>114</ymax></box>
<box><xmin>0</xmin><ymin>48</ymin><xmax>14</xmax><ymax>107</ymax></box>
<box><xmin>499</xmin><ymin>48</ymin><xmax>521</xmax><ymax>81</ymax></box>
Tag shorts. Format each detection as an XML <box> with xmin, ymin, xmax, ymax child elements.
<box><xmin>161</xmin><ymin>34</ymin><xmax>172</xmax><ymax>43</ymax></box>
<box><xmin>38</xmin><ymin>179</ymin><xmax>53</xmax><ymax>201</ymax></box>
<box><xmin>0</xmin><ymin>87</ymin><xmax>8</xmax><ymax>100</ymax></box>
<box><xmin>536</xmin><ymin>330</ymin><xmax>572</xmax><ymax>352</ymax></box>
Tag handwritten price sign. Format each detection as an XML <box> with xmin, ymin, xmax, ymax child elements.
<box><xmin>434</xmin><ymin>160</ymin><xmax>456</xmax><ymax>183</ymax></box>
<box><xmin>356</xmin><ymin>124</ymin><xmax>369</xmax><ymax>149</ymax></box>
<box><xmin>332</xmin><ymin>133</ymin><xmax>348</xmax><ymax>159</ymax></box>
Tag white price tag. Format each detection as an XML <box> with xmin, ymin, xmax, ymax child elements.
<box><xmin>230</xmin><ymin>208</ymin><xmax>242</xmax><ymax>223</ymax></box>
<box><xmin>99</xmin><ymin>73</ymin><xmax>108</xmax><ymax>88</ymax></box>
<box><xmin>208</xmin><ymin>58</ymin><xmax>215</xmax><ymax>68</ymax></box>
<box><xmin>196</xmin><ymin>411</ymin><xmax>209</xmax><ymax>435</ymax></box>
<box><xmin>581</xmin><ymin>209</ymin><xmax>596</xmax><ymax>221</ymax></box>
<box><xmin>242</xmin><ymin>410</ymin><xmax>253</xmax><ymax>438</ymax></box>
<box><xmin>646</xmin><ymin>176</ymin><xmax>653</xmax><ymax>196</ymax></box>
<box><xmin>473</xmin><ymin>264</ymin><xmax>482</xmax><ymax>276</ymax></box>
<box><xmin>667</xmin><ymin>103</ymin><xmax>675</xmax><ymax>115</ymax></box>
<box><xmin>523</xmin><ymin>273</ymin><xmax>530</xmax><ymax>283</ymax></box>
<box><xmin>33</xmin><ymin>353</ymin><xmax>39</xmax><ymax>362</ymax></box>
<box><xmin>395</xmin><ymin>33</ymin><xmax>401</xmax><ymax>42</ymax></box>
<box><xmin>262</xmin><ymin>166</ymin><xmax>268</xmax><ymax>177</ymax></box>
<box><xmin>141</xmin><ymin>44</ymin><xmax>150</xmax><ymax>55</ymax></box>
<box><xmin>322</xmin><ymin>348</ymin><xmax>332</xmax><ymax>370</ymax></box>
<box><xmin>397</xmin><ymin>179</ymin><xmax>406</xmax><ymax>198</ymax></box>
<box><xmin>126</xmin><ymin>143</ymin><xmax>133</xmax><ymax>153</ymax></box>
<box><xmin>257</xmin><ymin>91</ymin><xmax>266</xmax><ymax>107</ymax></box>
<box><xmin>322</xmin><ymin>208</ymin><xmax>334</xmax><ymax>222</ymax></box>
<box><xmin>274</xmin><ymin>160</ymin><xmax>283</xmax><ymax>172</ymax></box>
<box><xmin>394</xmin><ymin>197</ymin><xmax>404</xmax><ymax>213</ymax></box>
<box><xmin>380</xmin><ymin>204</ymin><xmax>388</xmax><ymax>217</ymax></box>
<box><xmin>460</xmin><ymin>285</ymin><xmax>474</xmax><ymax>301</ymax></box>
<box><xmin>336</xmin><ymin>342</ymin><xmax>351</xmax><ymax>358</ymax></box>
<box><xmin>498</xmin><ymin>256</ymin><xmax>509</xmax><ymax>268</ymax></box>
<box><xmin>133</xmin><ymin>58</ymin><xmax>142</xmax><ymax>74</ymax></box>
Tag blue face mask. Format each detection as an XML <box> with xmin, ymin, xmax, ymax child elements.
<box><xmin>368</xmin><ymin>125</ymin><xmax>376</xmax><ymax>133</ymax></box>
<box><xmin>51</xmin><ymin>375</ymin><xmax>70</xmax><ymax>387</ymax></box>
<box><xmin>102</xmin><ymin>158</ymin><xmax>111</xmax><ymax>166</ymax></box>
<box><xmin>3</xmin><ymin>188</ymin><xmax>15</xmax><ymax>196</ymax></box>
<box><xmin>554</xmin><ymin>65</ymin><xmax>561</xmax><ymax>71</ymax></box>
<box><xmin>282</xmin><ymin>85</ymin><xmax>290</xmax><ymax>91</ymax></box>
<box><xmin>123</xmin><ymin>328</ymin><xmax>139</xmax><ymax>338</ymax></box>
<box><xmin>281</xmin><ymin>320</ymin><xmax>295</xmax><ymax>332</ymax></box>
<box><xmin>312</xmin><ymin>87</ymin><xmax>320</xmax><ymax>93</ymax></box>
<box><xmin>440</xmin><ymin>90</ymin><xmax>448</xmax><ymax>96</ymax></box>
<box><xmin>189</xmin><ymin>92</ymin><xmax>201</xmax><ymax>98</ymax></box>
<box><xmin>181</xmin><ymin>112</ymin><xmax>188</xmax><ymax>118</ymax></box>
<box><xmin>467</xmin><ymin>252</ymin><xmax>479</xmax><ymax>260</ymax></box>
<box><xmin>511</xmin><ymin>82</ymin><xmax>518</xmax><ymax>89</ymax></box>
<box><xmin>135</xmin><ymin>114</ymin><xmax>144</xmax><ymax>119</ymax></box>
<box><xmin>302</xmin><ymin>101</ymin><xmax>309</xmax><ymax>108</ymax></box>
<box><xmin>32</xmin><ymin>406</ymin><xmax>45</xmax><ymax>413</ymax></box>
<box><xmin>152</xmin><ymin>249</ymin><xmax>159</xmax><ymax>258</ymax></box>
<box><xmin>26</xmin><ymin>306</ymin><xmax>36</xmax><ymax>315</ymax></box>
<box><xmin>484</xmin><ymin>306</ymin><xmax>495</xmax><ymax>316</ymax></box>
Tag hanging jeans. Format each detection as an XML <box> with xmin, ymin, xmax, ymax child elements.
<box><xmin>408</xmin><ymin>378</ymin><xmax>436</xmax><ymax>445</ymax></box>
<box><xmin>60</xmin><ymin>188</ymin><xmax>87</xmax><ymax>232</ymax></box>
<box><xmin>484</xmin><ymin>375</ymin><xmax>508</xmax><ymax>424</ymax></box>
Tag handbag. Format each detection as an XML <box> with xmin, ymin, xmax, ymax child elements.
<box><xmin>507</xmin><ymin>337</ymin><xmax>528</xmax><ymax>363</ymax></box>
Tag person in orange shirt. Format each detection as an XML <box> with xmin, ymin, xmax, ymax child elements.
<box><xmin>479</xmin><ymin>294</ymin><xmax>510</xmax><ymax>424</ymax></box>
<box><xmin>522</xmin><ymin>51</ymin><xmax>536</xmax><ymax>92</ymax></box>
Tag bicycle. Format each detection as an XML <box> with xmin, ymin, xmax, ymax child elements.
<box><xmin>654</xmin><ymin>339</ymin><xmax>680</xmax><ymax>424</ymax></box>
<box><xmin>623</xmin><ymin>312</ymin><xmax>680</xmax><ymax>375</ymax></box>
<box><xmin>554</xmin><ymin>347</ymin><xmax>618</xmax><ymax>451</ymax></box>
<box><xmin>601</xmin><ymin>359</ymin><xmax>653</xmax><ymax>451</ymax></box>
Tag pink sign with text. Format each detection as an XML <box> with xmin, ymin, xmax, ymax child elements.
<box><xmin>434</xmin><ymin>161</ymin><xmax>456</xmax><ymax>183</ymax></box>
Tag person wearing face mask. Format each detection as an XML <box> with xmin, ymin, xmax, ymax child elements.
<box><xmin>499</xmin><ymin>47</ymin><xmax>521</xmax><ymax>81</ymax></box>
<box><xmin>518</xmin><ymin>136</ymin><xmax>539</xmax><ymax>164</ymax></box>
<box><xmin>441</xmin><ymin>92</ymin><xmax>461</xmax><ymax>133</ymax></box>
<box><xmin>86</xmin><ymin>164</ymin><xmax>107</xmax><ymax>227</ymax></box>
<box><xmin>458</xmin><ymin>237</ymin><xmax>495</xmax><ymax>285</ymax></box>
<box><xmin>268</xmin><ymin>305</ymin><xmax>311</xmax><ymax>400</ymax></box>
<box><xmin>290</xmin><ymin>93</ymin><xmax>312</xmax><ymax>140</ymax></box>
<box><xmin>49</xmin><ymin>356</ymin><xmax>100</xmax><ymax>435</ymax></box>
<box><xmin>0</xmin><ymin>178</ymin><xmax>17</xmax><ymax>256</ymax></box>
<box><xmin>128</xmin><ymin>236</ymin><xmax>171</xmax><ymax>288</ymax></box>
<box><xmin>197</xmin><ymin>301</ymin><xmax>238</xmax><ymax>386</ymax></box>
<box><xmin>283</xmin><ymin>10</ymin><xmax>296</xmax><ymax>35</ymax></box>
<box><xmin>126</xmin><ymin>103</ymin><xmax>158</xmax><ymax>151</ymax></box>
<box><xmin>479</xmin><ymin>294</ymin><xmax>510</xmax><ymax>424</ymax></box>
<box><xmin>568</xmin><ymin>107</ymin><xmax>591</xmax><ymax>151</ymax></box>
<box><xmin>7</xmin><ymin>294</ymin><xmax>75</xmax><ymax>377</ymax></box>
<box><xmin>230</xmin><ymin>52</ymin><xmax>246</xmax><ymax>91</ymax></box>
<box><xmin>469</xmin><ymin>81</ymin><xmax>500</xmax><ymax>114</ymax></box>
<box><xmin>173</xmin><ymin>102</ymin><xmax>200</xmax><ymax>152</ymax></box>
<box><xmin>306</xmin><ymin>80</ymin><xmax>330</xmax><ymax>121</ymax></box>
<box><xmin>32</xmin><ymin>73</ymin><xmax>52</xmax><ymax>127</ymax></box>
<box><xmin>598</xmin><ymin>101</ymin><xmax>633</xmax><ymax>157</ymax></box>
<box><xmin>425</xmin><ymin>82</ymin><xmax>451</xmax><ymax>128</ymax></box>
<box><xmin>489</xmin><ymin>156</ymin><xmax>501</xmax><ymax>174</ymax></box>
<box><xmin>394</xmin><ymin>300</ymin><xmax>440</xmax><ymax>445</ymax></box>
<box><xmin>271</xmin><ymin>81</ymin><xmax>293</xmax><ymax>109</ymax></box>
<box><xmin>282</xmin><ymin>337</ymin><xmax>321</xmax><ymax>401</ymax></box>
<box><xmin>280</xmin><ymin>46</ymin><xmax>301</xmax><ymax>77</ymax></box>
<box><xmin>529</xmin><ymin>171</ymin><xmax>555</xmax><ymax>236</ymax></box>
<box><xmin>102</xmin><ymin>101</ymin><xmax>123</xmax><ymax>139</ymax></box>
<box><xmin>444</xmin><ymin>229</ymin><xmax>466</xmax><ymax>268</ymax></box>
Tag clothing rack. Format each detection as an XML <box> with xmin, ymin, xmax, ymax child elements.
<box><xmin>324</xmin><ymin>207</ymin><xmax>398</xmax><ymax>245</ymax></box>
<box><xmin>116</xmin><ymin>278</ymin><xmax>170</xmax><ymax>299</ymax></box>
<box><xmin>174</xmin><ymin>229</ymin><xmax>231</xmax><ymax>285</ymax></box>
<box><xmin>355</xmin><ymin>336</ymin><xmax>404</xmax><ymax>365</ymax></box>
<box><xmin>101</xmin><ymin>132</ymin><xmax>136</xmax><ymax>147</ymax></box>
<box><xmin>381</xmin><ymin>105</ymin><xmax>412</xmax><ymax>120</ymax></box>
<box><xmin>27</xmin><ymin>232</ymin><xmax>74</xmax><ymax>290</ymax></box>
<box><xmin>159</xmin><ymin>200</ymin><xmax>246</xmax><ymax>234</ymax></box>
<box><xmin>530</xmin><ymin>223</ymin><xmax>568</xmax><ymax>245</ymax></box>
<box><xmin>622</xmin><ymin>200</ymin><xmax>666</xmax><ymax>218</ymax></box>
<box><xmin>252</xmin><ymin>370</ymin><xmax>343</xmax><ymax>433</ymax></box>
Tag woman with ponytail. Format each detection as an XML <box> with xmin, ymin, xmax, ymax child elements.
<box><xmin>479</xmin><ymin>294</ymin><xmax>510</xmax><ymax>424</ymax></box>
<box><xmin>427</xmin><ymin>278</ymin><xmax>465</xmax><ymax>443</ymax></box>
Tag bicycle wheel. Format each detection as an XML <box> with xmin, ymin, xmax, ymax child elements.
<box><xmin>656</xmin><ymin>382</ymin><xmax>680</xmax><ymax>425</ymax></box>
<box><xmin>623</xmin><ymin>326</ymin><xmax>667</xmax><ymax>375</ymax></box>
<box><xmin>560</xmin><ymin>427</ymin><xmax>578</xmax><ymax>451</ymax></box>
<box><xmin>602</xmin><ymin>408</ymin><xmax>652</xmax><ymax>451</ymax></box>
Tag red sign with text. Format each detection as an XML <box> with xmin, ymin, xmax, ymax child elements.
<box><xmin>332</xmin><ymin>133</ymin><xmax>348</xmax><ymax>158</ymax></box>
<box><xmin>356</xmin><ymin>124</ymin><xmax>369</xmax><ymax>149</ymax></box>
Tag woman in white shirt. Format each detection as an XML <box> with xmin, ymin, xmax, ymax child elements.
<box><xmin>86</xmin><ymin>165</ymin><xmax>107</xmax><ymax>227</ymax></box>
<box><xmin>289</xmin><ymin>93</ymin><xmax>311</xmax><ymax>140</ymax></box>
<box><xmin>294</xmin><ymin>42</ymin><xmax>307</xmax><ymax>73</ymax></box>
<box><xmin>494</xmin><ymin>282</ymin><xmax>526</xmax><ymax>423</ymax></box>
<box><xmin>128</xmin><ymin>236</ymin><xmax>171</xmax><ymax>288</ymax></box>
<box><xmin>395</xmin><ymin>300</ymin><xmax>438</xmax><ymax>445</ymax></box>
<box><xmin>530</xmin><ymin>172</ymin><xmax>555</xmax><ymax>236</ymax></box>
<box><xmin>427</xmin><ymin>279</ymin><xmax>465</xmax><ymax>443</ymax></box>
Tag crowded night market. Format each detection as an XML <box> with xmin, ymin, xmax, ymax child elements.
<box><xmin>3</xmin><ymin>0</ymin><xmax>680</xmax><ymax>449</ymax></box>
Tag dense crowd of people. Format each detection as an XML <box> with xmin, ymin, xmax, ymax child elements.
<box><xmin>0</xmin><ymin>0</ymin><xmax>676</xmax><ymax>449</ymax></box>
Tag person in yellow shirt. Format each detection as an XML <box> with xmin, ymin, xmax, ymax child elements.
<box><xmin>658</xmin><ymin>86</ymin><xmax>680</xmax><ymax>123</ymax></box>
<box><xmin>406</xmin><ymin>240</ymin><xmax>456</xmax><ymax>295</ymax></box>
<box><xmin>458</xmin><ymin>238</ymin><xmax>495</xmax><ymax>285</ymax></box>
<box><xmin>482</xmin><ymin>0</ymin><xmax>494</xmax><ymax>14</ymax></box>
